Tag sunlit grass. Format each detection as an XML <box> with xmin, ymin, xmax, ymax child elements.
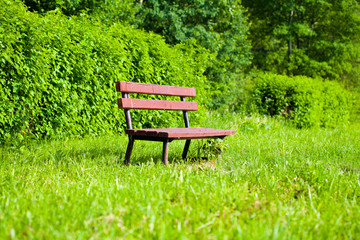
<box><xmin>1</xmin><ymin>112</ymin><xmax>359</xmax><ymax>239</ymax></box>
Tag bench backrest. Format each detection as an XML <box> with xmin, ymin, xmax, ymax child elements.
<box><xmin>116</xmin><ymin>81</ymin><xmax>197</xmax><ymax>129</ymax></box>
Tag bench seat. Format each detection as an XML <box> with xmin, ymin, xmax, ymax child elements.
<box><xmin>116</xmin><ymin>81</ymin><xmax>235</xmax><ymax>165</ymax></box>
<box><xmin>126</xmin><ymin>127</ymin><xmax>234</xmax><ymax>139</ymax></box>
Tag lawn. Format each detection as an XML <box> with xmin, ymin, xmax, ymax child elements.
<box><xmin>1</xmin><ymin>112</ymin><xmax>359</xmax><ymax>239</ymax></box>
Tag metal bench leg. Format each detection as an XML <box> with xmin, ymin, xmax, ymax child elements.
<box><xmin>162</xmin><ymin>139</ymin><xmax>169</xmax><ymax>166</ymax></box>
<box><xmin>124</xmin><ymin>136</ymin><xmax>134</xmax><ymax>165</ymax></box>
<box><xmin>182</xmin><ymin>140</ymin><xmax>191</xmax><ymax>160</ymax></box>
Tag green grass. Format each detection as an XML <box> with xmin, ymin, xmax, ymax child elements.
<box><xmin>1</xmin><ymin>112</ymin><xmax>359</xmax><ymax>239</ymax></box>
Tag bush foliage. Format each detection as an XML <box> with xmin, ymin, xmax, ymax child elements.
<box><xmin>1</xmin><ymin>0</ymin><xmax>358</xmax><ymax>144</ymax></box>
<box><xmin>0</xmin><ymin>0</ymin><xmax>211</xmax><ymax>143</ymax></box>
<box><xmin>252</xmin><ymin>73</ymin><xmax>353</xmax><ymax>128</ymax></box>
<box><xmin>23</xmin><ymin>0</ymin><xmax>138</xmax><ymax>24</ymax></box>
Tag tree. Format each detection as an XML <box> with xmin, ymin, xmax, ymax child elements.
<box><xmin>136</xmin><ymin>0</ymin><xmax>252</xmax><ymax>107</ymax></box>
<box><xmin>243</xmin><ymin>0</ymin><xmax>360</xmax><ymax>85</ymax></box>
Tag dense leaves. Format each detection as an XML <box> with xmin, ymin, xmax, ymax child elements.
<box><xmin>243</xmin><ymin>0</ymin><xmax>360</xmax><ymax>84</ymax></box>
<box><xmin>23</xmin><ymin>0</ymin><xmax>138</xmax><ymax>24</ymax></box>
<box><xmin>1</xmin><ymin>0</ymin><xmax>359</xmax><ymax>144</ymax></box>
<box><xmin>136</xmin><ymin>0</ymin><xmax>252</xmax><ymax>107</ymax></box>
<box><xmin>24</xmin><ymin>0</ymin><xmax>100</xmax><ymax>15</ymax></box>
<box><xmin>0</xmin><ymin>0</ymin><xmax>211</xmax><ymax>143</ymax></box>
<box><xmin>252</xmin><ymin>73</ymin><xmax>353</xmax><ymax>128</ymax></box>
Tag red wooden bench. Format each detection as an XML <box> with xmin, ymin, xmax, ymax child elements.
<box><xmin>116</xmin><ymin>81</ymin><xmax>235</xmax><ymax>165</ymax></box>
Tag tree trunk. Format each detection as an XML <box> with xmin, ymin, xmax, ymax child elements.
<box><xmin>288</xmin><ymin>10</ymin><xmax>294</xmax><ymax>56</ymax></box>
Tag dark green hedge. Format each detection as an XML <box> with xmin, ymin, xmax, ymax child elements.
<box><xmin>0</xmin><ymin>0</ymin><xmax>211</xmax><ymax>143</ymax></box>
<box><xmin>252</xmin><ymin>73</ymin><xmax>353</xmax><ymax>128</ymax></box>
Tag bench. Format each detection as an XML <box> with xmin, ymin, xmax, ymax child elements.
<box><xmin>116</xmin><ymin>81</ymin><xmax>235</xmax><ymax>165</ymax></box>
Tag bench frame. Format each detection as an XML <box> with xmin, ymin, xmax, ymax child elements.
<box><xmin>116</xmin><ymin>81</ymin><xmax>234</xmax><ymax>165</ymax></box>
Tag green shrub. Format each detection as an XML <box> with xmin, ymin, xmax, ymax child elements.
<box><xmin>22</xmin><ymin>0</ymin><xmax>253</xmax><ymax>109</ymax></box>
<box><xmin>24</xmin><ymin>0</ymin><xmax>103</xmax><ymax>15</ymax></box>
<box><xmin>0</xmin><ymin>0</ymin><xmax>211</xmax><ymax>143</ymax></box>
<box><xmin>23</xmin><ymin>0</ymin><xmax>139</xmax><ymax>24</ymax></box>
<box><xmin>251</xmin><ymin>73</ymin><xmax>353</xmax><ymax>128</ymax></box>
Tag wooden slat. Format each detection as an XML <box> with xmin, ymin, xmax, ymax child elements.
<box><xmin>116</xmin><ymin>81</ymin><xmax>196</xmax><ymax>97</ymax></box>
<box><xmin>118</xmin><ymin>98</ymin><xmax>198</xmax><ymax>111</ymax></box>
<box><xmin>125</xmin><ymin>127</ymin><xmax>235</xmax><ymax>139</ymax></box>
